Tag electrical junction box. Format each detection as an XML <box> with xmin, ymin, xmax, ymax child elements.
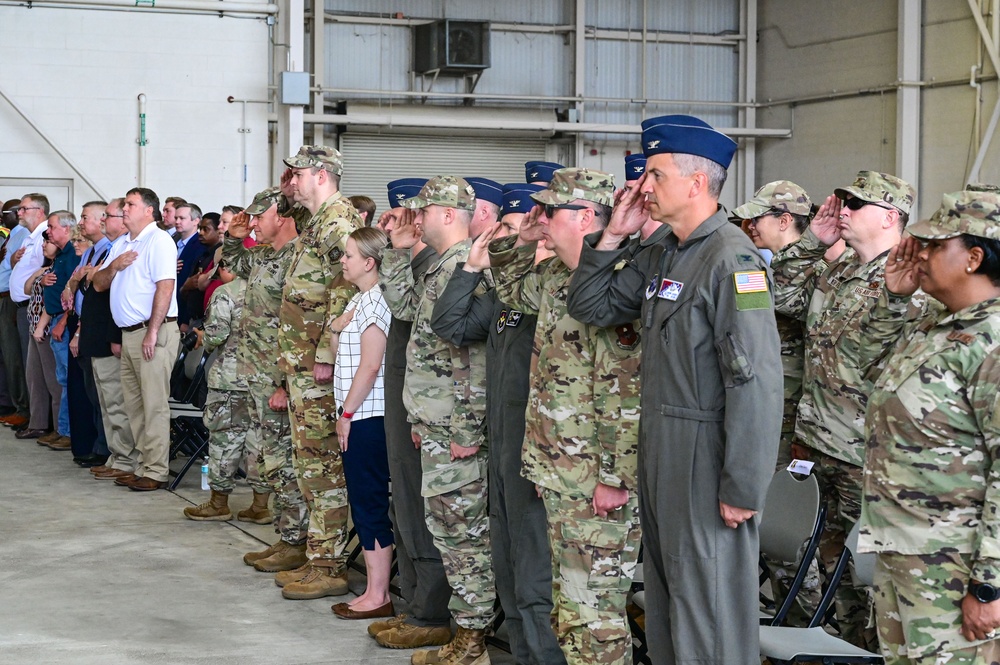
<box><xmin>280</xmin><ymin>71</ymin><xmax>311</xmax><ymax>105</ymax></box>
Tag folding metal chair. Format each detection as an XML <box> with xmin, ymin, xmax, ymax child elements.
<box><xmin>167</xmin><ymin>347</ymin><xmax>219</xmax><ymax>490</ymax></box>
<box><xmin>758</xmin><ymin>522</ymin><xmax>883</xmax><ymax>664</ymax></box>
<box><xmin>759</xmin><ymin>469</ymin><xmax>826</xmax><ymax>626</ymax></box>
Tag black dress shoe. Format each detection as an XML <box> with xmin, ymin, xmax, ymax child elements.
<box><xmin>75</xmin><ymin>455</ymin><xmax>109</xmax><ymax>468</ymax></box>
<box><xmin>15</xmin><ymin>428</ymin><xmax>48</xmax><ymax>440</ymax></box>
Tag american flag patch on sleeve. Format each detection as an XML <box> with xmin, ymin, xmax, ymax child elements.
<box><xmin>734</xmin><ymin>271</ymin><xmax>768</xmax><ymax>294</ymax></box>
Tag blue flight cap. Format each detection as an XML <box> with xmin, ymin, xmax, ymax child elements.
<box><xmin>524</xmin><ymin>161</ymin><xmax>564</xmax><ymax>184</ymax></box>
<box><xmin>501</xmin><ymin>184</ymin><xmax>545</xmax><ymax>216</ymax></box>
<box><xmin>387</xmin><ymin>178</ymin><xmax>427</xmax><ymax>209</ymax></box>
<box><xmin>624</xmin><ymin>154</ymin><xmax>647</xmax><ymax>181</ymax></box>
<box><xmin>465</xmin><ymin>177</ymin><xmax>504</xmax><ymax>207</ymax></box>
<box><xmin>640</xmin><ymin>115</ymin><xmax>737</xmax><ymax>169</ymax></box>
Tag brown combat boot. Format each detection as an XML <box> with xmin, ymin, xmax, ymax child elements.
<box><xmin>376</xmin><ymin>621</ymin><xmax>452</xmax><ymax>650</ymax></box>
<box><xmin>273</xmin><ymin>562</ymin><xmax>312</xmax><ymax>587</ymax></box>
<box><xmin>409</xmin><ymin>627</ymin><xmax>489</xmax><ymax>665</ymax></box>
<box><xmin>183</xmin><ymin>490</ymin><xmax>232</xmax><ymax>521</ymax></box>
<box><xmin>243</xmin><ymin>540</ymin><xmax>281</xmax><ymax>566</ymax></box>
<box><xmin>368</xmin><ymin>613</ymin><xmax>409</xmax><ymax>638</ymax></box>
<box><xmin>236</xmin><ymin>491</ymin><xmax>272</xmax><ymax>524</ymax></box>
<box><xmin>252</xmin><ymin>541</ymin><xmax>307</xmax><ymax>573</ymax></box>
<box><xmin>280</xmin><ymin>565</ymin><xmax>349</xmax><ymax>600</ymax></box>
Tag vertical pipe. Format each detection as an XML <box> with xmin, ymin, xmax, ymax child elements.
<box><xmin>737</xmin><ymin>0</ymin><xmax>758</xmax><ymax>205</ymax></box>
<box><xmin>137</xmin><ymin>93</ymin><xmax>147</xmax><ymax>187</ymax></box>
<box><xmin>311</xmin><ymin>0</ymin><xmax>326</xmax><ymax>146</ymax></box>
<box><xmin>896</xmin><ymin>0</ymin><xmax>922</xmax><ymax>205</ymax></box>
<box><xmin>574</xmin><ymin>0</ymin><xmax>586</xmax><ymax>166</ymax></box>
<box><xmin>275</xmin><ymin>0</ymin><xmax>305</xmax><ymax>182</ymax></box>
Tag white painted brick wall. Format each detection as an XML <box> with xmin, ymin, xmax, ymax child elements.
<box><xmin>0</xmin><ymin>6</ymin><xmax>272</xmax><ymax>213</ymax></box>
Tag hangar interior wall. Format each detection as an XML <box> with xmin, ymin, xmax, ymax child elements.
<box><xmin>756</xmin><ymin>0</ymin><xmax>1000</xmax><ymax>219</ymax></box>
<box><xmin>0</xmin><ymin>5</ymin><xmax>271</xmax><ymax>213</ymax></box>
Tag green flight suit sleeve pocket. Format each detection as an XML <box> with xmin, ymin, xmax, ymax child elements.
<box><xmin>716</xmin><ymin>331</ymin><xmax>755</xmax><ymax>388</ymax></box>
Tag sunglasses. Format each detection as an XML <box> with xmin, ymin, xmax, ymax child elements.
<box><xmin>843</xmin><ymin>197</ymin><xmax>892</xmax><ymax>212</ymax></box>
<box><xmin>542</xmin><ymin>204</ymin><xmax>588</xmax><ymax>218</ymax></box>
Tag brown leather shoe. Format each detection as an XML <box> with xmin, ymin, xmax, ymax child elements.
<box><xmin>0</xmin><ymin>414</ymin><xmax>28</xmax><ymax>428</ymax></box>
<box><xmin>38</xmin><ymin>431</ymin><xmax>60</xmax><ymax>444</ymax></box>
<box><xmin>95</xmin><ymin>468</ymin><xmax>132</xmax><ymax>480</ymax></box>
<box><xmin>333</xmin><ymin>601</ymin><xmax>394</xmax><ymax>620</ymax></box>
<box><xmin>128</xmin><ymin>477</ymin><xmax>166</xmax><ymax>491</ymax></box>
<box><xmin>113</xmin><ymin>473</ymin><xmax>138</xmax><ymax>486</ymax></box>
<box><xmin>15</xmin><ymin>428</ymin><xmax>48</xmax><ymax>440</ymax></box>
<box><xmin>89</xmin><ymin>465</ymin><xmax>110</xmax><ymax>475</ymax></box>
<box><xmin>46</xmin><ymin>437</ymin><xmax>72</xmax><ymax>450</ymax></box>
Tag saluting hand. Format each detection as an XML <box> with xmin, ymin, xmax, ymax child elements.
<box><xmin>389</xmin><ymin>208</ymin><xmax>421</xmax><ymax>250</ymax></box>
<box><xmin>594</xmin><ymin>174</ymin><xmax>649</xmax><ymax>251</ymax></box>
<box><xmin>515</xmin><ymin>205</ymin><xmax>545</xmax><ymax>247</ymax></box>
<box><xmin>279</xmin><ymin>168</ymin><xmax>296</xmax><ymax>199</ymax></box>
<box><xmin>227</xmin><ymin>211</ymin><xmax>252</xmax><ymax>240</ymax></box>
<box><xmin>810</xmin><ymin>195</ymin><xmax>843</xmax><ymax>246</ymax></box>
<box><xmin>884</xmin><ymin>236</ymin><xmax>922</xmax><ymax>296</ymax></box>
<box><xmin>465</xmin><ymin>223</ymin><xmax>499</xmax><ymax>273</ymax></box>
<box><xmin>375</xmin><ymin>210</ymin><xmax>394</xmax><ymax>233</ymax></box>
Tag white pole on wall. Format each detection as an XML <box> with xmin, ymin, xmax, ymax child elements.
<box><xmin>966</xmin><ymin>0</ymin><xmax>1000</xmax><ymax>184</ymax></box>
<box><xmin>738</xmin><ymin>0</ymin><xmax>758</xmax><ymax>204</ymax></box>
<box><xmin>137</xmin><ymin>93</ymin><xmax>147</xmax><ymax>187</ymax></box>
<box><xmin>573</xmin><ymin>0</ymin><xmax>586</xmax><ymax>167</ymax></box>
<box><xmin>274</xmin><ymin>0</ymin><xmax>304</xmax><ymax>181</ymax></box>
<box><xmin>896</xmin><ymin>0</ymin><xmax>921</xmax><ymax>204</ymax></box>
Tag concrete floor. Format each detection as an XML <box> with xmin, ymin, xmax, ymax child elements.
<box><xmin>0</xmin><ymin>428</ymin><xmax>514</xmax><ymax>665</ymax></box>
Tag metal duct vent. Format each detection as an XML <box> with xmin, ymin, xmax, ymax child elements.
<box><xmin>412</xmin><ymin>20</ymin><xmax>491</xmax><ymax>75</ymax></box>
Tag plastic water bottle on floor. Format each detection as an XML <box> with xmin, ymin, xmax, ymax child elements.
<box><xmin>201</xmin><ymin>458</ymin><xmax>210</xmax><ymax>490</ymax></box>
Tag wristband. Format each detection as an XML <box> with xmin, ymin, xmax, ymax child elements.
<box><xmin>341</xmin><ymin>412</ymin><xmax>353</xmax><ymax>420</ymax></box>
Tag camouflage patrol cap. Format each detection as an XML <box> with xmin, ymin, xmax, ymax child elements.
<box><xmin>732</xmin><ymin>180</ymin><xmax>812</xmax><ymax>219</ymax></box>
<box><xmin>967</xmin><ymin>182</ymin><xmax>1000</xmax><ymax>194</ymax></box>
<box><xmin>906</xmin><ymin>190</ymin><xmax>1000</xmax><ymax>241</ymax></box>
<box><xmin>529</xmin><ymin>168</ymin><xmax>616</xmax><ymax>207</ymax></box>
<box><xmin>401</xmin><ymin>175</ymin><xmax>476</xmax><ymax>212</ymax></box>
<box><xmin>244</xmin><ymin>187</ymin><xmax>281</xmax><ymax>215</ymax></box>
<box><xmin>834</xmin><ymin>171</ymin><xmax>915</xmax><ymax>215</ymax></box>
<box><xmin>283</xmin><ymin>145</ymin><xmax>344</xmax><ymax>176</ymax></box>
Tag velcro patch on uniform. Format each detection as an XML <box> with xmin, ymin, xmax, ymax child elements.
<box><xmin>733</xmin><ymin>271</ymin><xmax>770</xmax><ymax>311</ymax></box>
<box><xmin>854</xmin><ymin>286</ymin><xmax>881</xmax><ymax>298</ymax></box>
<box><xmin>947</xmin><ymin>330</ymin><xmax>976</xmax><ymax>345</ymax></box>
<box><xmin>734</xmin><ymin>271</ymin><xmax>768</xmax><ymax>294</ymax></box>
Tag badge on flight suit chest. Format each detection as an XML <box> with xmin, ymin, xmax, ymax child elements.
<box><xmin>496</xmin><ymin>308</ymin><xmax>523</xmax><ymax>334</ymax></box>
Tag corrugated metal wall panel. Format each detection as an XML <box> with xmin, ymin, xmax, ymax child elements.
<box><xmin>324</xmin><ymin>1</ymin><xmax>567</xmax><ymax>25</ymax></box>
<box><xmin>339</xmin><ymin>134</ymin><xmax>548</xmax><ymax>212</ymax></box>
<box><xmin>588</xmin><ymin>0</ymin><xmax>738</xmax><ymax>33</ymax></box>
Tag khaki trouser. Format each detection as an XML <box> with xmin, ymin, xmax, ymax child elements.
<box><xmin>91</xmin><ymin>354</ymin><xmax>139</xmax><ymax>472</ymax></box>
<box><xmin>120</xmin><ymin>325</ymin><xmax>179</xmax><ymax>482</ymax></box>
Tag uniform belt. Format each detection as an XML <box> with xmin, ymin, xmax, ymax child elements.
<box><xmin>0</xmin><ymin>291</ymin><xmax>8</xmax><ymax>299</ymax></box>
<box><xmin>14</xmin><ymin>299</ymin><xmax>28</xmax><ymax>309</ymax></box>
<box><xmin>122</xmin><ymin>316</ymin><xmax>177</xmax><ymax>333</ymax></box>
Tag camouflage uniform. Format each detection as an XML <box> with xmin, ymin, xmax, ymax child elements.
<box><xmin>223</xmin><ymin>188</ymin><xmax>308</xmax><ymax>546</ymax></box>
<box><xmin>770</xmin><ymin>171</ymin><xmax>919</xmax><ymax>649</ymax></box>
<box><xmin>274</xmin><ymin>156</ymin><xmax>361</xmax><ymax>568</ymax></box>
<box><xmin>202</xmin><ymin>277</ymin><xmax>266</xmax><ymax>494</ymax></box>
<box><xmin>856</xmin><ymin>191</ymin><xmax>1000</xmax><ymax>665</ymax></box>
<box><xmin>489</xmin><ymin>168</ymin><xmax>643</xmax><ymax>665</ymax></box>
<box><xmin>732</xmin><ymin>180</ymin><xmax>824</xmax><ymax>625</ymax></box>
<box><xmin>380</xmin><ymin>176</ymin><xmax>496</xmax><ymax>630</ymax></box>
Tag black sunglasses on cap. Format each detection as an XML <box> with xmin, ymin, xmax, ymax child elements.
<box><xmin>843</xmin><ymin>197</ymin><xmax>892</xmax><ymax>212</ymax></box>
<box><xmin>542</xmin><ymin>203</ymin><xmax>588</xmax><ymax>218</ymax></box>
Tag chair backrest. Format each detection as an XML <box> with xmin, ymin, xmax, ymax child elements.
<box><xmin>844</xmin><ymin>522</ymin><xmax>875</xmax><ymax>586</ymax></box>
<box><xmin>758</xmin><ymin>470</ymin><xmax>821</xmax><ymax>563</ymax></box>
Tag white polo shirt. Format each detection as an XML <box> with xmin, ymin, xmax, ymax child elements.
<box><xmin>9</xmin><ymin>221</ymin><xmax>49</xmax><ymax>303</ymax></box>
<box><xmin>105</xmin><ymin>221</ymin><xmax>179</xmax><ymax>328</ymax></box>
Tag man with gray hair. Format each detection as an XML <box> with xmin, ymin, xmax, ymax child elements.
<box><xmin>40</xmin><ymin>210</ymin><xmax>82</xmax><ymax>450</ymax></box>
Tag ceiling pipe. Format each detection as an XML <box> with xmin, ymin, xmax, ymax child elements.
<box><xmin>0</xmin><ymin>0</ymin><xmax>277</xmax><ymax>16</ymax></box>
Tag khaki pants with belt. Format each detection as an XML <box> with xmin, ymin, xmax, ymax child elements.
<box><xmin>92</xmin><ymin>354</ymin><xmax>140</xmax><ymax>472</ymax></box>
<box><xmin>120</xmin><ymin>325</ymin><xmax>179</xmax><ymax>482</ymax></box>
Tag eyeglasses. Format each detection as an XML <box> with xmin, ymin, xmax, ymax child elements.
<box><xmin>102</xmin><ymin>213</ymin><xmax>124</xmax><ymax>219</ymax></box>
<box><xmin>843</xmin><ymin>197</ymin><xmax>892</xmax><ymax>212</ymax></box>
<box><xmin>542</xmin><ymin>204</ymin><xmax>588</xmax><ymax>218</ymax></box>
<box><xmin>18</xmin><ymin>206</ymin><xmax>42</xmax><ymax>213</ymax></box>
<box><xmin>747</xmin><ymin>209</ymin><xmax>784</xmax><ymax>225</ymax></box>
